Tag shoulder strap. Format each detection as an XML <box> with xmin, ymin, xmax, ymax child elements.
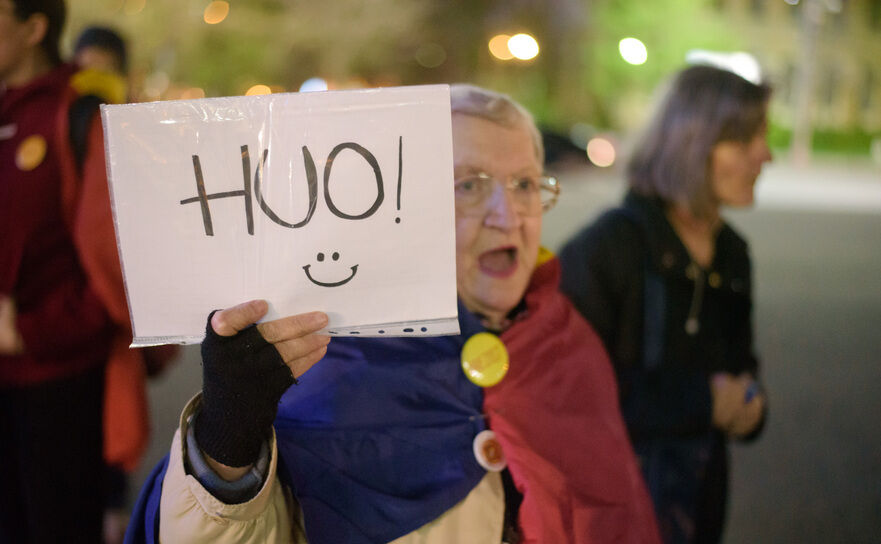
<box><xmin>68</xmin><ymin>94</ymin><xmax>104</xmax><ymax>175</ymax></box>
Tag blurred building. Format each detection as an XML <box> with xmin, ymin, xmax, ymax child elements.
<box><xmin>66</xmin><ymin>0</ymin><xmax>880</xmax><ymax>156</ymax></box>
<box><xmin>718</xmin><ymin>0</ymin><xmax>881</xmax><ymax>132</ymax></box>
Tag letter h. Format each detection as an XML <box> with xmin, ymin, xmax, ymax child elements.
<box><xmin>180</xmin><ymin>145</ymin><xmax>260</xmax><ymax>236</ymax></box>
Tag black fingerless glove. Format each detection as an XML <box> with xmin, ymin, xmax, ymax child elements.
<box><xmin>194</xmin><ymin>311</ymin><xmax>296</xmax><ymax>467</ymax></box>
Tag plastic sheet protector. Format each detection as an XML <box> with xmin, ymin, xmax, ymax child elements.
<box><xmin>101</xmin><ymin>85</ymin><xmax>459</xmax><ymax>346</ymax></box>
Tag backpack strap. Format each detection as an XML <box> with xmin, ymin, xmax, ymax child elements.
<box><xmin>68</xmin><ymin>93</ymin><xmax>104</xmax><ymax>175</ymax></box>
<box><xmin>67</xmin><ymin>68</ymin><xmax>127</xmax><ymax>175</ymax></box>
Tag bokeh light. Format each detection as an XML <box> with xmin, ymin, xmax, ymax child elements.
<box><xmin>299</xmin><ymin>78</ymin><xmax>328</xmax><ymax>93</ymax></box>
<box><xmin>825</xmin><ymin>0</ymin><xmax>843</xmax><ymax>12</ymax></box>
<box><xmin>685</xmin><ymin>50</ymin><xmax>762</xmax><ymax>84</ymax></box>
<box><xmin>508</xmin><ymin>33</ymin><xmax>539</xmax><ymax>60</ymax></box>
<box><xmin>414</xmin><ymin>43</ymin><xmax>447</xmax><ymax>68</ymax></box>
<box><xmin>181</xmin><ymin>87</ymin><xmax>206</xmax><ymax>100</ymax></box>
<box><xmin>619</xmin><ymin>37</ymin><xmax>648</xmax><ymax>65</ymax></box>
<box><xmin>143</xmin><ymin>71</ymin><xmax>170</xmax><ymax>99</ymax></box>
<box><xmin>488</xmin><ymin>34</ymin><xmax>514</xmax><ymax>60</ymax></box>
<box><xmin>586</xmin><ymin>137</ymin><xmax>616</xmax><ymax>167</ymax></box>
<box><xmin>727</xmin><ymin>52</ymin><xmax>762</xmax><ymax>84</ymax></box>
<box><xmin>245</xmin><ymin>84</ymin><xmax>272</xmax><ymax>96</ymax></box>
<box><xmin>203</xmin><ymin>1</ymin><xmax>230</xmax><ymax>25</ymax></box>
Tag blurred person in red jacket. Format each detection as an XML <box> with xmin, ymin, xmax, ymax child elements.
<box><xmin>71</xmin><ymin>23</ymin><xmax>180</xmax><ymax>544</ymax></box>
<box><xmin>0</xmin><ymin>1</ymin><xmax>170</xmax><ymax>541</ymax></box>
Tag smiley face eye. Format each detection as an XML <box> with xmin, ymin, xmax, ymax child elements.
<box><xmin>316</xmin><ymin>251</ymin><xmax>342</xmax><ymax>262</ymax></box>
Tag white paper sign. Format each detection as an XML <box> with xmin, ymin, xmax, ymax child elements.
<box><xmin>102</xmin><ymin>85</ymin><xmax>459</xmax><ymax>346</ymax></box>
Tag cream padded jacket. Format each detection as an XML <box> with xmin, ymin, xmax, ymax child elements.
<box><xmin>158</xmin><ymin>395</ymin><xmax>505</xmax><ymax>543</ymax></box>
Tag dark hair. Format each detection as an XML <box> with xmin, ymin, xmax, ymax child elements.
<box><xmin>627</xmin><ymin>64</ymin><xmax>771</xmax><ymax>218</ymax></box>
<box><xmin>10</xmin><ymin>0</ymin><xmax>66</xmax><ymax>66</ymax></box>
<box><xmin>74</xmin><ymin>25</ymin><xmax>128</xmax><ymax>72</ymax></box>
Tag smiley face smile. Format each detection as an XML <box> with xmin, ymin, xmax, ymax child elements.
<box><xmin>303</xmin><ymin>251</ymin><xmax>359</xmax><ymax>287</ymax></box>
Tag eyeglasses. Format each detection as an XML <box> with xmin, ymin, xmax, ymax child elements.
<box><xmin>454</xmin><ymin>172</ymin><xmax>560</xmax><ymax>216</ymax></box>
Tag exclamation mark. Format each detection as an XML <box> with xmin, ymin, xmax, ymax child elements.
<box><xmin>395</xmin><ymin>136</ymin><xmax>402</xmax><ymax>224</ymax></box>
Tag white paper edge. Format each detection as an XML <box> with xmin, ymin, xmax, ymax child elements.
<box><xmin>131</xmin><ymin>316</ymin><xmax>460</xmax><ymax>347</ymax></box>
<box><xmin>101</xmin><ymin>104</ymin><xmax>143</xmax><ymax>344</ymax></box>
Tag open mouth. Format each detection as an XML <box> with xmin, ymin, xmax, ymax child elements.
<box><xmin>478</xmin><ymin>246</ymin><xmax>518</xmax><ymax>278</ymax></box>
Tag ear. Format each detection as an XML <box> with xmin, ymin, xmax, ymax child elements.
<box><xmin>23</xmin><ymin>13</ymin><xmax>49</xmax><ymax>50</ymax></box>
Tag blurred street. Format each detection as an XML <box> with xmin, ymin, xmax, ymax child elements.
<box><xmin>136</xmin><ymin>159</ymin><xmax>881</xmax><ymax>543</ymax></box>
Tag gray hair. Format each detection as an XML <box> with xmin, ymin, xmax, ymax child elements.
<box><xmin>628</xmin><ymin>65</ymin><xmax>771</xmax><ymax>218</ymax></box>
<box><xmin>449</xmin><ymin>83</ymin><xmax>544</xmax><ymax>166</ymax></box>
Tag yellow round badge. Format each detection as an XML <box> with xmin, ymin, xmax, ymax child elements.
<box><xmin>708</xmin><ymin>272</ymin><xmax>722</xmax><ymax>288</ymax></box>
<box><xmin>461</xmin><ymin>332</ymin><xmax>509</xmax><ymax>387</ymax></box>
<box><xmin>16</xmin><ymin>135</ymin><xmax>47</xmax><ymax>171</ymax></box>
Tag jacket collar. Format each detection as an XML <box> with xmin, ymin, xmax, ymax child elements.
<box><xmin>622</xmin><ymin>190</ymin><xmax>745</xmax><ymax>289</ymax></box>
<box><xmin>622</xmin><ymin>190</ymin><xmax>693</xmax><ymax>275</ymax></box>
<box><xmin>1</xmin><ymin>63</ymin><xmax>75</xmax><ymax>115</ymax></box>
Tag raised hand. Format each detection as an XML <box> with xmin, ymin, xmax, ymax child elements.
<box><xmin>211</xmin><ymin>299</ymin><xmax>330</xmax><ymax>379</ymax></box>
<box><xmin>196</xmin><ymin>300</ymin><xmax>329</xmax><ymax>477</ymax></box>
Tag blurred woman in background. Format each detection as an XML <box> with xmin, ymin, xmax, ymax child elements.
<box><xmin>560</xmin><ymin>64</ymin><xmax>772</xmax><ymax>544</ymax></box>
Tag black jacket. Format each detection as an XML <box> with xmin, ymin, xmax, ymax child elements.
<box><xmin>559</xmin><ymin>191</ymin><xmax>762</xmax><ymax>443</ymax></box>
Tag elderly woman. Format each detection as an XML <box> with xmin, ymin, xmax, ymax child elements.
<box><xmin>128</xmin><ymin>84</ymin><xmax>660</xmax><ymax>543</ymax></box>
<box><xmin>559</xmin><ymin>65</ymin><xmax>771</xmax><ymax>544</ymax></box>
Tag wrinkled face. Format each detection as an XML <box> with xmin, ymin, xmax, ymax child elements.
<box><xmin>452</xmin><ymin>113</ymin><xmax>542</xmax><ymax>323</ymax></box>
<box><xmin>710</xmin><ymin>121</ymin><xmax>772</xmax><ymax>208</ymax></box>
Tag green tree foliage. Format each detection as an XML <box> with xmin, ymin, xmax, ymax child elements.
<box><xmin>67</xmin><ymin>0</ymin><xmax>434</xmax><ymax>96</ymax></box>
<box><xmin>584</xmin><ymin>0</ymin><xmax>741</xmax><ymax>129</ymax></box>
<box><xmin>65</xmin><ymin>1</ymin><xmax>740</xmax><ymax>130</ymax></box>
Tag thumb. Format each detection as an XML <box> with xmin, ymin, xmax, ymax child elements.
<box><xmin>211</xmin><ymin>300</ymin><xmax>270</xmax><ymax>337</ymax></box>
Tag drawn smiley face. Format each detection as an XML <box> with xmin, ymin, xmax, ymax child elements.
<box><xmin>303</xmin><ymin>251</ymin><xmax>359</xmax><ymax>287</ymax></box>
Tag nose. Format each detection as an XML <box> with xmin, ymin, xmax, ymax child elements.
<box><xmin>483</xmin><ymin>183</ymin><xmax>521</xmax><ymax>230</ymax></box>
